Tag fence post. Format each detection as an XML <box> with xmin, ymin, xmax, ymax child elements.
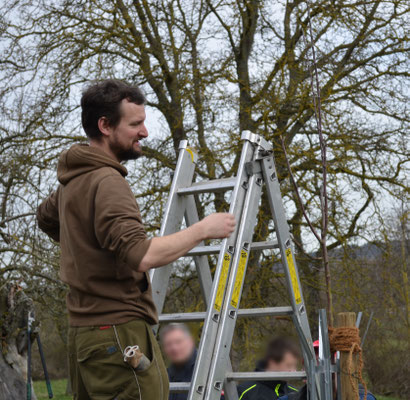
<box><xmin>336</xmin><ymin>312</ymin><xmax>359</xmax><ymax>400</ymax></box>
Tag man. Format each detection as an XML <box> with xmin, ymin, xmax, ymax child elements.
<box><xmin>237</xmin><ymin>337</ymin><xmax>300</xmax><ymax>400</ymax></box>
<box><xmin>36</xmin><ymin>79</ymin><xmax>236</xmax><ymax>400</ymax></box>
<box><xmin>160</xmin><ymin>323</ymin><xmax>197</xmax><ymax>400</ymax></box>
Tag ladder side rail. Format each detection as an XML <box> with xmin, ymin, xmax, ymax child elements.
<box><xmin>187</xmin><ymin>140</ymin><xmax>256</xmax><ymax>400</ymax></box>
<box><xmin>318</xmin><ymin>309</ymin><xmax>332</xmax><ymax>400</ymax></box>
<box><xmin>336</xmin><ymin>354</ymin><xmax>342</xmax><ymax>400</ymax></box>
<box><xmin>215</xmin><ymin>136</ymin><xmax>274</xmax><ymax>400</ymax></box>
<box><xmin>150</xmin><ymin>142</ymin><xmax>198</xmax><ymax>313</ymax></box>
<box><xmin>290</xmin><ymin>313</ymin><xmax>317</xmax><ymax>371</ymax></box>
<box><xmin>261</xmin><ymin>154</ymin><xmax>321</xmax><ymax>399</ymax></box>
<box><xmin>259</xmin><ymin>155</ymin><xmax>315</xmax><ymax>364</ymax></box>
<box><xmin>309</xmin><ymin>359</ymin><xmax>318</xmax><ymax>400</ymax></box>
<box><xmin>222</xmin><ymin>381</ymin><xmax>239</xmax><ymax>400</ymax></box>
<box><xmin>205</xmin><ymin>160</ymin><xmax>264</xmax><ymax>400</ymax></box>
<box><xmin>184</xmin><ymin>194</ymin><xmax>239</xmax><ymax>400</ymax></box>
<box><xmin>184</xmin><ymin>194</ymin><xmax>213</xmax><ymax>307</ymax></box>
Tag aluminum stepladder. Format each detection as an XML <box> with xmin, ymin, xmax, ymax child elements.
<box><xmin>150</xmin><ymin>131</ymin><xmax>322</xmax><ymax>400</ymax></box>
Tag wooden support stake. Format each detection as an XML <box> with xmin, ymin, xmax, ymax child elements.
<box><xmin>336</xmin><ymin>312</ymin><xmax>359</xmax><ymax>400</ymax></box>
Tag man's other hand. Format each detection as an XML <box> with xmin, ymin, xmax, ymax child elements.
<box><xmin>199</xmin><ymin>213</ymin><xmax>236</xmax><ymax>239</ymax></box>
<box><xmin>139</xmin><ymin>213</ymin><xmax>236</xmax><ymax>271</ymax></box>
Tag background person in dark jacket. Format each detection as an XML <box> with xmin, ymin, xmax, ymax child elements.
<box><xmin>238</xmin><ymin>337</ymin><xmax>301</xmax><ymax>400</ymax></box>
<box><xmin>161</xmin><ymin>323</ymin><xmax>197</xmax><ymax>400</ymax></box>
<box><xmin>278</xmin><ymin>384</ymin><xmax>377</xmax><ymax>399</ymax></box>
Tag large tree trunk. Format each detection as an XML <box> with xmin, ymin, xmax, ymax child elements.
<box><xmin>0</xmin><ymin>285</ymin><xmax>37</xmax><ymax>400</ymax></box>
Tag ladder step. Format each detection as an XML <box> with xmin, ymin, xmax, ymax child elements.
<box><xmin>177</xmin><ymin>177</ymin><xmax>237</xmax><ymax>195</ymax></box>
<box><xmin>169</xmin><ymin>371</ymin><xmax>306</xmax><ymax>392</ymax></box>
<box><xmin>186</xmin><ymin>245</ymin><xmax>220</xmax><ymax>256</ymax></box>
<box><xmin>238</xmin><ymin>306</ymin><xmax>293</xmax><ymax>318</ymax></box>
<box><xmin>185</xmin><ymin>240</ymin><xmax>279</xmax><ymax>257</ymax></box>
<box><xmin>160</xmin><ymin>311</ymin><xmax>206</xmax><ymax>322</ymax></box>
<box><xmin>169</xmin><ymin>382</ymin><xmax>190</xmax><ymax>392</ymax></box>
<box><xmin>226</xmin><ymin>371</ymin><xmax>307</xmax><ymax>381</ymax></box>
<box><xmin>249</xmin><ymin>240</ymin><xmax>280</xmax><ymax>251</ymax></box>
<box><xmin>159</xmin><ymin>306</ymin><xmax>293</xmax><ymax>323</ymax></box>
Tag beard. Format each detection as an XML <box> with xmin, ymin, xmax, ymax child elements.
<box><xmin>109</xmin><ymin>132</ymin><xmax>142</xmax><ymax>162</ymax></box>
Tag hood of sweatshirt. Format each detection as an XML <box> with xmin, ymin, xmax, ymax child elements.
<box><xmin>57</xmin><ymin>143</ymin><xmax>128</xmax><ymax>185</ymax></box>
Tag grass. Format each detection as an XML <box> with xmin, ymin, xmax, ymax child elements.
<box><xmin>33</xmin><ymin>379</ymin><xmax>402</xmax><ymax>400</ymax></box>
<box><xmin>377</xmin><ymin>397</ymin><xmax>401</xmax><ymax>400</ymax></box>
<box><xmin>33</xmin><ymin>379</ymin><xmax>71</xmax><ymax>400</ymax></box>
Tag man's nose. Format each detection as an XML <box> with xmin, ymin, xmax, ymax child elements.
<box><xmin>139</xmin><ymin>124</ymin><xmax>148</xmax><ymax>138</ymax></box>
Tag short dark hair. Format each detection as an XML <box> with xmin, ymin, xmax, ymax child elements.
<box><xmin>264</xmin><ymin>337</ymin><xmax>301</xmax><ymax>363</ymax></box>
<box><xmin>81</xmin><ymin>79</ymin><xmax>146</xmax><ymax>140</ymax></box>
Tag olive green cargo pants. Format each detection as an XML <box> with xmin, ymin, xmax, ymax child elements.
<box><xmin>68</xmin><ymin>319</ymin><xmax>169</xmax><ymax>400</ymax></box>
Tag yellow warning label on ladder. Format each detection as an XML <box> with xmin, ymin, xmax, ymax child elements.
<box><xmin>285</xmin><ymin>248</ymin><xmax>302</xmax><ymax>304</ymax></box>
<box><xmin>231</xmin><ymin>250</ymin><xmax>248</xmax><ymax>308</ymax></box>
<box><xmin>214</xmin><ymin>253</ymin><xmax>231</xmax><ymax>311</ymax></box>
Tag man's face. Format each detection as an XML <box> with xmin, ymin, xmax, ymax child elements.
<box><xmin>162</xmin><ymin>329</ymin><xmax>195</xmax><ymax>366</ymax></box>
<box><xmin>266</xmin><ymin>351</ymin><xmax>299</xmax><ymax>372</ymax></box>
<box><xmin>108</xmin><ymin>99</ymin><xmax>148</xmax><ymax>162</ymax></box>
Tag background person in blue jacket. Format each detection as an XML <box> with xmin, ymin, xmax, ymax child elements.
<box><xmin>161</xmin><ymin>323</ymin><xmax>197</xmax><ymax>400</ymax></box>
<box><xmin>237</xmin><ymin>337</ymin><xmax>301</xmax><ymax>400</ymax></box>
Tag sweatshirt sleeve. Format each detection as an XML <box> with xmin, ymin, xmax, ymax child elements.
<box><xmin>36</xmin><ymin>186</ymin><xmax>61</xmax><ymax>242</ymax></box>
<box><xmin>94</xmin><ymin>173</ymin><xmax>152</xmax><ymax>269</ymax></box>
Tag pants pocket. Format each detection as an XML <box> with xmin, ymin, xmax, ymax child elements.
<box><xmin>130</xmin><ymin>324</ymin><xmax>165</xmax><ymax>400</ymax></box>
<box><xmin>77</xmin><ymin>341</ymin><xmax>128</xmax><ymax>399</ymax></box>
<box><xmin>74</xmin><ymin>321</ymin><xmax>168</xmax><ymax>400</ymax></box>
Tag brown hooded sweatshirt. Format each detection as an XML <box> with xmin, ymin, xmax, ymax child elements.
<box><xmin>36</xmin><ymin>143</ymin><xmax>158</xmax><ymax>327</ymax></box>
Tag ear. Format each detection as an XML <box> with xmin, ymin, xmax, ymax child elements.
<box><xmin>97</xmin><ymin>116</ymin><xmax>113</xmax><ymax>137</ymax></box>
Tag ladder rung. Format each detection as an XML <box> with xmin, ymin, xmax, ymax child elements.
<box><xmin>237</xmin><ymin>306</ymin><xmax>293</xmax><ymax>318</ymax></box>
<box><xmin>249</xmin><ymin>240</ymin><xmax>279</xmax><ymax>251</ymax></box>
<box><xmin>169</xmin><ymin>382</ymin><xmax>190</xmax><ymax>392</ymax></box>
<box><xmin>186</xmin><ymin>245</ymin><xmax>220</xmax><ymax>256</ymax></box>
<box><xmin>160</xmin><ymin>311</ymin><xmax>206</xmax><ymax>322</ymax></box>
<box><xmin>185</xmin><ymin>240</ymin><xmax>279</xmax><ymax>257</ymax></box>
<box><xmin>177</xmin><ymin>177</ymin><xmax>236</xmax><ymax>195</ymax></box>
<box><xmin>169</xmin><ymin>371</ymin><xmax>306</xmax><ymax>392</ymax></box>
<box><xmin>226</xmin><ymin>371</ymin><xmax>307</xmax><ymax>381</ymax></box>
<box><xmin>159</xmin><ymin>306</ymin><xmax>293</xmax><ymax>323</ymax></box>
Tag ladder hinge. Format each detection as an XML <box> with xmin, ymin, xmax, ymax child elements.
<box><xmin>245</xmin><ymin>161</ymin><xmax>262</xmax><ymax>176</ymax></box>
<box><xmin>259</xmin><ymin>149</ymin><xmax>273</xmax><ymax>157</ymax></box>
